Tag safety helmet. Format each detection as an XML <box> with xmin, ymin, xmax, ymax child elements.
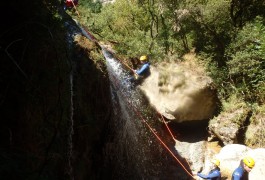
<box><xmin>211</xmin><ymin>158</ymin><xmax>220</xmax><ymax>167</ymax></box>
<box><xmin>243</xmin><ymin>156</ymin><xmax>255</xmax><ymax>168</ymax></box>
<box><xmin>140</xmin><ymin>55</ymin><xmax>148</xmax><ymax>61</ymax></box>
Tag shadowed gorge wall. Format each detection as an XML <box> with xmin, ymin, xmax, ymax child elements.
<box><xmin>0</xmin><ymin>1</ymin><xmax>112</xmax><ymax>179</ymax></box>
<box><xmin>0</xmin><ymin>1</ymin><xmax>229</xmax><ymax>179</ymax></box>
<box><xmin>71</xmin><ymin>43</ymin><xmax>112</xmax><ymax>179</ymax></box>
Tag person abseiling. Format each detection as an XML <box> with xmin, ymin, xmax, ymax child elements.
<box><xmin>129</xmin><ymin>55</ymin><xmax>151</xmax><ymax>84</ymax></box>
<box><xmin>64</xmin><ymin>0</ymin><xmax>78</xmax><ymax>10</ymax></box>
<box><xmin>194</xmin><ymin>158</ymin><xmax>221</xmax><ymax>180</ymax></box>
<box><xmin>232</xmin><ymin>156</ymin><xmax>255</xmax><ymax>180</ymax></box>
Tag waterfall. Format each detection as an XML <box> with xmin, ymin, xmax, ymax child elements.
<box><xmin>64</xmin><ymin>20</ymin><xmax>80</xmax><ymax>180</ymax></box>
<box><xmin>63</xmin><ymin>17</ymin><xmax>190</xmax><ymax>178</ymax></box>
<box><xmin>68</xmin><ymin>72</ymin><xmax>74</xmax><ymax>180</ymax></box>
<box><xmin>102</xmin><ymin>49</ymin><xmax>189</xmax><ymax>179</ymax></box>
<box><xmin>103</xmin><ymin>49</ymin><xmax>143</xmax><ymax>107</ymax></box>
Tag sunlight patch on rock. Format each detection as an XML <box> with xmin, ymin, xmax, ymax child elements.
<box><xmin>139</xmin><ymin>57</ymin><xmax>218</xmax><ymax>122</ymax></box>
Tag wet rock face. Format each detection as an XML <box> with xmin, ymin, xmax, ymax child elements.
<box><xmin>175</xmin><ymin>140</ymin><xmax>206</xmax><ymax>172</ymax></box>
<box><xmin>139</xmin><ymin>61</ymin><xmax>219</xmax><ymax>122</ymax></box>
<box><xmin>100</xmin><ymin>51</ymin><xmax>189</xmax><ymax>179</ymax></box>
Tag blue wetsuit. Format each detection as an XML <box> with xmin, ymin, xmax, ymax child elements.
<box><xmin>128</xmin><ymin>62</ymin><xmax>150</xmax><ymax>84</ymax></box>
<box><xmin>232</xmin><ymin>166</ymin><xmax>248</xmax><ymax>180</ymax></box>
<box><xmin>136</xmin><ymin>62</ymin><xmax>150</xmax><ymax>76</ymax></box>
<box><xmin>197</xmin><ymin>168</ymin><xmax>221</xmax><ymax>180</ymax></box>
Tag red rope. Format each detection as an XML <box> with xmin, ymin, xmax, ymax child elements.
<box><xmin>159</xmin><ymin>113</ymin><xmax>176</xmax><ymax>142</ymax></box>
<box><xmin>79</xmin><ymin>27</ymin><xmax>194</xmax><ymax>178</ymax></box>
<box><xmin>112</xmin><ymin>55</ymin><xmax>177</xmax><ymax>143</ymax></box>
<box><xmin>108</xmin><ymin>52</ymin><xmax>136</xmax><ymax>74</ymax></box>
<box><xmin>108</xmin><ymin>72</ymin><xmax>194</xmax><ymax>179</ymax></box>
<box><xmin>81</xmin><ymin>25</ymin><xmax>98</xmax><ymax>42</ymax></box>
<box><xmin>70</xmin><ymin>0</ymin><xmax>80</xmax><ymax>17</ymax></box>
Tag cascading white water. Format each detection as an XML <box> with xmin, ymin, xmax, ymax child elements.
<box><xmin>63</xmin><ymin>18</ymin><xmax>190</xmax><ymax>179</ymax></box>
<box><xmin>103</xmin><ymin>48</ymin><xmax>143</xmax><ymax>147</ymax></box>
<box><xmin>64</xmin><ymin>20</ymin><xmax>80</xmax><ymax>180</ymax></box>
<box><xmin>102</xmin><ymin>49</ymin><xmax>189</xmax><ymax>179</ymax></box>
<box><xmin>102</xmin><ymin>49</ymin><xmax>141</xmax><ymax>106</ymax></box>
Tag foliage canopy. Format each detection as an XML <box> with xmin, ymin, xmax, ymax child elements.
<box><xmin>73</xmin><ymin>0</ymin><xmax>265</xmax><ymax>104</ymax></box>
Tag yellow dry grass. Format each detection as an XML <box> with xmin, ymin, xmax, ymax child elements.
<box><xmin>180</xmin><ymin>49</ymin><xmax>207</xmax><ymax>77</ymax></box>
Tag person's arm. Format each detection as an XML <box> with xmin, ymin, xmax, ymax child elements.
<box><xmin>136</xmin><ymin>63</ymin><xmax>149</xmax><ymax>75</ymax></box>
<box><xmin>197</xmin><ymin>170</ymin><xmax>220</xmax><ymax>179</ymax></box>
<box><xmin>232</xmin><ymin>171</ymin><xmax>242</xmax><ymax>180</ymax></box>
<box><xmin>232</xmin><ymin>167</ymin><xmax>244</xmax><ymax>180</ymax></box>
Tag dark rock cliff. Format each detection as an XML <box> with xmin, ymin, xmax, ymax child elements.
<box><xmin>0</xmin><ymin>1</ymin><xmax>112</xmax><ymax>179</ymax></box>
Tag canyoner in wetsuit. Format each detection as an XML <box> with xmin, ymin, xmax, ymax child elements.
<box><xmin>196</xmin><ymin>159</ymin><xmax>221</xmax><ymax>180</ymax></box>
<box><xmin>232</xmin><ymin>156</ymin><xmax>255</xmax><ymax>180</ymax></box>
<box><xmin>129</xmin><ymin>55</ymin><xmax>150</xmax><ymax>85</ymax></box>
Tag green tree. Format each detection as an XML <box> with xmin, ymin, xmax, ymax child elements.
<box><xmin>227</xmin><ymin>16</ymin><xmax>265</xmax><ymax>103</ymax></box>
<box><xmin>230</xmin><ymin>0</ymin><xmax>265</xmax><ymax>28</ymax></box>
<box><xmin>188</xmin><ymin>0</ymin><xmax>233</xmax><ymax>67</ymax></box>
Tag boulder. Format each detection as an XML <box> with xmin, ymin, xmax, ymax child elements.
<box><xmin>139</xmin><ymin>59</ymin><xmax>219</xmax><ymax>122</ymax></box>
<box><xmin>174</xmin><ymin>140</ymin><xmax>206</xmax><ymax>172</ymax></box>
<box><xmin>216</xmin><ymin>144</ymin><xmax>265</xmax><ymax>180</ymax></box>
<box><xmin>248</xmin><ymin>148</ymin><xmax>265</xmax><ymax>180</ymax></box>
<box><xmin>208</xmin><ymin>101</ymin><xmax>251</xmax><ymax>145</ymax></box>
<box><xmin>174</xmin><ymin>140</ymin><xmax>222</xmax><ymax>178</ymax></box>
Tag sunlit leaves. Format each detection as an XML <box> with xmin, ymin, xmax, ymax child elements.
<box><xmin>227</xmin><ymin>16</ymin><xmax>265</xmax><ymax>102</ymax></box>
<box><xmin>78</xmin><ymin>0</ymin><xmax>265</xmax><ymax>103</ymax></box>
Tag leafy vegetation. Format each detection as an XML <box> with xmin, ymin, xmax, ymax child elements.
<box><xmin>73</xmin><ymin>0</ymin><xmax>265</xmax><ymax>102</ymax></box>
<box><xmin>1</xmin><ymin>1</ymin><xmax>263</xmax><ymax>178</ymax></box>
<box><xmin>69</xmin><ymin>0</ymin><xmax>265</xmax><ymax>147</ymax></box>
<box><xmin>227</xmin><ymin>16</ymin><xmax>265</xmax><ymax>103</ymax></box>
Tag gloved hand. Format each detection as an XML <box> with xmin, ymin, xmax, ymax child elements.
<box><xmin>134</xmin><ymin>74</ymin><xmax>139</xmax><ymax>80</ymax></box>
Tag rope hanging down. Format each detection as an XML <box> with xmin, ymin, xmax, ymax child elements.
<box><xmin>70</xmin><ymin>0</ymin><xmax>80</xmax><ymax>17</ymax></box>
<box><xmin>159</xmin><ymin>113</ymin><xmax>176</xmax><ymax>142</ymax></box>
<box><xmin>78</xmin><ymin>25</ymin><xmax>195</xmax><ymax>179</ymax></box>
<box><xmin>108</xmin><ymin>58</ymin><xmax>194</xmax><ymax>174</ymax></box>
<box><xmin>108</xmin><ymin>70</ymin><xmax>194</xmax><ymax>179</ymax></box>
<box><xmin>106</xmin><ymin>52</ymin><xmax>139</xmax><ymax>76</ymax></box>
<box><xmin>109</xmin><ymin>54</ymin><xmax>178</xmax><ymax>143</ymax></box>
